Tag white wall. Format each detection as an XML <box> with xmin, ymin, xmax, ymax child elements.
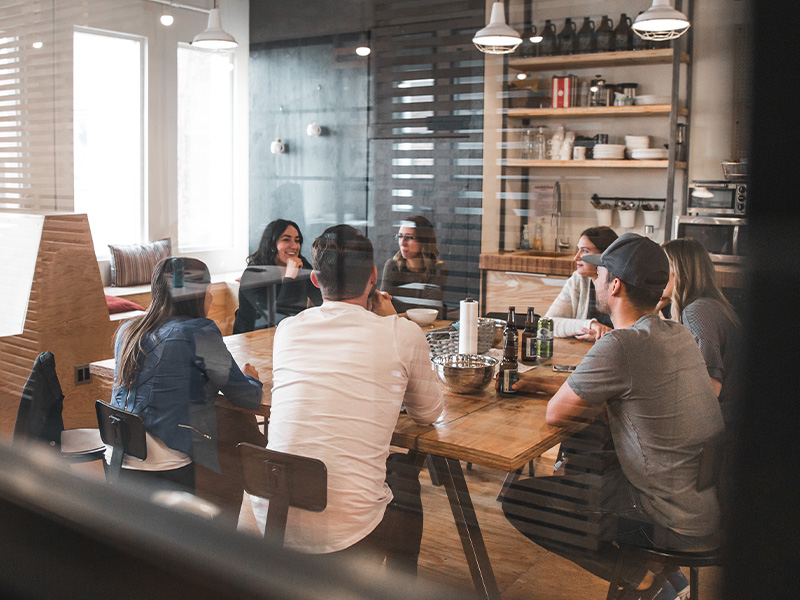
<box><xmin>0</xmin><ymin>0</ymin><xmax>250</xmax><ymax>280</ymax></box>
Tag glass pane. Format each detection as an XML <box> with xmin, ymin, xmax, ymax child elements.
<box><xmin>177</xmin><ymin>45</ymin><xmax>234</xmax><ymax>251</ymax></box>
<box><xmin>73</xmin><ymin>30</ymin><xmax>144</xmax><ymax>256</ymax></box>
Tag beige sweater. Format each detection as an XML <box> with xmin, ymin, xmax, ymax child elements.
<box><xmin>543</xmin><ymin>272</ymin><xmax>597</xmax><ymax>338</ymax></box>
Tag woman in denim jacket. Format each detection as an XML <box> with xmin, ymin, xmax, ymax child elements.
<box><xmin>110</xmin><ymin>257</ymin><xmax>262</xmax><ymax>492</ymax></box>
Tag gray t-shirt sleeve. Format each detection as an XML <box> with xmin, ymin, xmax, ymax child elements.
<box><xmin>681</xmin><ymin>300</ymin><xmax>725</xmax><ymax>381</ymax></box>
<box><xmin>566</xmin><ymin>333</ymin><xmax>630</xmax><ymax>406</ymax></box>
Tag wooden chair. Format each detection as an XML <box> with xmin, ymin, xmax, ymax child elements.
<box><xmin>95</xmin><ymin>400</ymin><xmax>147</xmax><ymax>484</ymax></box>
<box><xmin>13</xmin><ymin>351</ymin><xmax>105</xmax><ymax>463</ymax></box>
<box><xmin>238</xmin><ymin>442</ymin><xmax>327</xmax><ymax>546</ymax></box>
<box><xmin>605</xmin><ymin>434</ymin><xmax>726</xmax><ymax>600</ymax></box>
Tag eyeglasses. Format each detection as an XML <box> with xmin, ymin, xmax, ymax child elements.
<box><xmin>396</xmin><ymin>234</ymin><xmax>416</xmax><ymax>242</ymax></box>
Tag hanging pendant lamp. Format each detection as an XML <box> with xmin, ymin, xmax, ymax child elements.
<box><xmin>473</xmin><ymin>2</ymin><xmax>522</xmax><ymax>55</ymax></box>
<box><xmin>632</xmin><ymin>0</ymin><xmax>690</xmax><ymax>41</ymax></box>
<box><xmin>192</xmin><ymin>0</ymin><xmax>237</xmax><ymax>50</ymax></box>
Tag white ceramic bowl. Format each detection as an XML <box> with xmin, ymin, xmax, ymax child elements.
<box><xmin>406</xmin><ymin>308</ymin><xmax>438</xmax><ymax>326</ymax></box>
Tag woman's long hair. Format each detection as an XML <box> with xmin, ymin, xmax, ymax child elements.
<box><xmin>663</xmin><ymin>238</ymin><xmax>740</xmax><ymax>327</ymax></box>
<box><xmin>393</xmin><ymin>215</ymin><xmax>440</xmax><ymax>273</ymax></box>
<box><xmin>247</xmin><ymin>219</ymin><xmax>307</xmax><ymax>266</ymax></box>
<box><xmin>115</xmin><ymin>257</ymin><xmax>210</xmax><ymax>388</ymax></box>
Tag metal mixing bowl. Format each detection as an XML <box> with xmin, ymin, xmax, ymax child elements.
<box><xmin>431</xmin><ymin>354</ymin><xmax>498</xmax><ymax>395</ymax></box>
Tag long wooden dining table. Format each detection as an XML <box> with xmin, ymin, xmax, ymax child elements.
<box><xmin>90</xmin><ymin>321</ymin><xmax>592</xmax><ymax>599</ymax></box>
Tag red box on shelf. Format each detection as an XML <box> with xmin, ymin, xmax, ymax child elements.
<box><xmin>551</xmin><ymin>75</ymin><xmax>577</xmax><ymax>108</ymax></box>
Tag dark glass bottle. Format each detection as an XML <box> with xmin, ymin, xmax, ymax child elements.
<box><xmin>631</xmin><ymin>12</ymin><xmax>651</xmax><ymax>50</ymax></box>
<box><xmin>520</xmin><ymin>306</ymin><xmax>538</xmax><ymax>364</ymax></box>
<box><xmin>539</xmin><ymin>20</ymin><xmax>558</xmax><ymax>57</ymax></box>
<box><xmin>614</xmin><ymin>13</ymin><xmax>633</xmax><ymax>52</ymax></box>
<box><xmin>577</xmin><ymin>17</ymin><xmax>596</xmax><ymax>54</ymax></box>
<box><xmin>498</xmin><ymin>306</ymin><xmax>519</xmax><ymax>395</ymax></box>
<box><xmin>557</xmin><ymin>18</ymin><xmax>578</xmax><ymax>55</ymax></box>
<box><xmin>595</xmin><ymin>15</ymin><xmax>614</xmax><ymax>53</ymax></box>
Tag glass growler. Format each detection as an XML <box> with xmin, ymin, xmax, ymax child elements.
<box><xmin>595</xmin><ymin>15</ymin><xmax>614</xmax><ymax>53</ymax></box>
<box><xmin>614</xmin><ymin>13</ymin><xmax>633</xmax><ymax>52</ymax></box>
<box><xmin>577</xmin><ymin>17</ymin><xmax>596</xmax><ymax>54</ymax></box>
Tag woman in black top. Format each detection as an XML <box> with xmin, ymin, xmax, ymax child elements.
<box><xmin>233</xmin><ymin>219</ymin><xmax>322</xmax><ymax>333</ymax></box>
<box><xmin>381</xmin><ymin>215</ymin><xmax>448</xmax><ymax>317</ymax></box>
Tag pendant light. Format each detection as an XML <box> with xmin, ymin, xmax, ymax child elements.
<box><xmin>473</xmin><ymin>2</ymin><xmax>522</xmax><ymax>55</ymax></box>
<box><xmin>192</xmin><ymin>0</ymin><xmax>237</xmax><ymax>50</ymax></box>
<box><xmin>631</xmin><ymin>0</ymin><xmax>690</xmax><ymax>41</ymax></box>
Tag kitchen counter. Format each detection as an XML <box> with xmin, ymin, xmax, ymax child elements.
<box><xmin>479</xmin><ymin>250</ymin><xmax>575</xmax><ymax>277</ymax></box>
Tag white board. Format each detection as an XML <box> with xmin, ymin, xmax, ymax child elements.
<box><xmin>0</xmin><ymin>213</ymin><xmax>44</xmax><ymax>337</ymax></box>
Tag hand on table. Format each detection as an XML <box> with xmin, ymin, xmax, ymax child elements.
<box><xmin>368</xmin><ymin>289</ymin><xmax>396</xmax><ymax>316</ymax></box>
<box><xmin>574</xmin><ymin>321</ymin><xmax>612</xmax><ymax>341</ymax></box>
<box><xmin>243</xmin><ymin>362</ymin><xmax>260</xmax><ymax>381</ymax></box>
<box><xmin>509</xmin><ymin>372</ymin><xmax>569</xmax><ymax>395</ymax></box>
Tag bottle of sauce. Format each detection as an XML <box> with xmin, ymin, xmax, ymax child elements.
<box><xmin>520</xmin><ymin>306</ymin><xmax>538</xmax><ymax>364</ymax></box>
<box><xmin>498</xmin><ymin>306</ymin><xmax>519</xmax><ymax>396</ymax></box>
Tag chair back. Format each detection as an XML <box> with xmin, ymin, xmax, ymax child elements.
<box><xmin>238</xmin><ymin>442</ymin><xmax>327</xmax><ymax>546</ymax></box>
<box><xmin>13</xmin><ymin>351</ymin><xmax>64</xmax><ymax>445</ymax></box>
<box><xmin>95</xmin><ymin>400</ymin><xmax>147</xmax><ymax>483</ymax></box>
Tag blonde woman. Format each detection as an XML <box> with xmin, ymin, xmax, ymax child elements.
<box><xmin>381</xmin><ymin>215</ymin><xmax>448</xmax><ymax>316</ymax></box>
<box><xmin>661</xmin><ymin>238</ymin><xmax>741</xmax><ymax>425</ymax></box>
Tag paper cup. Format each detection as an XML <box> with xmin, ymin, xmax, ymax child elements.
<box><xmin>596</xmin><ymin>208</ymin><xmax>613</xmax><ymax>227</ymax></box>
<box><xmin>619</xmin><ymin>209</ymin><xmax>637</xmax><ymax>228</ymax></box>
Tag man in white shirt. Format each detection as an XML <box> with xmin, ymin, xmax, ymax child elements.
<box><xmin>251</xmin><ymin>224</ymin><xmax>443</xmax><ymax>574</ymax></box>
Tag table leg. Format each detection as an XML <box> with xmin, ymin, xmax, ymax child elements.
<box><xmin>429</xmin><ymin>455</ymin><xmax>501</xmax><ymax>600</ymax></box>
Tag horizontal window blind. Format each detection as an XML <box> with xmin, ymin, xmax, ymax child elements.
<box><xmin>371</xmin><ymin>0</ymin><xmax>485</xmax><ymax>312</ymax></box>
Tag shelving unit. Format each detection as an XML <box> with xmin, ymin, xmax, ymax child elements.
<box><xmin>506</xmin><ymin>159</ymin><xmax>685</xmax><ymax>169</ymax></box>
<box><xmin>498</xmin><ymin>43</ymin><xmax>692</xmax><ymax>245</ymax></box>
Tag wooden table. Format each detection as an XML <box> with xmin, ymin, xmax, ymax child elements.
<box><xmin>90</xmin><ymin>322</ymin><xmax>592</xmax><ymax>598</ymax></box>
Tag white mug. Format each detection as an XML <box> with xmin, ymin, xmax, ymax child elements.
<box><xmin>573</xmin><ymin>146</ymin><xmax>586</xmax><ymax>160</ymax></box>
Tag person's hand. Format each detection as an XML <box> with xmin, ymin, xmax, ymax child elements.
<box><xmin>369</xmin><ymin>289</ymin><xmax>396</xmax><ymax>316</ymax></box>
<box><xmin>284</xmin><ymin>257</ymin><xmax>303</xmax><ymax>280</ymax></box>
<box><xmin>242</xmin><ymin>363</ymin><xmax>260</xmax><ymax>381</ymax></box>
<box><xmin>655</xmin><ymin>295</ymin><xmax>671</xmax><ymax>314</ymax></box>
<box><xmin>506</xmin><ymin>371</ymin><xmax>568</xmax><ymax>394</ymax></box>
<box><xmin>575</xmin><ymin>321</ymin><xmax>611</xmax><ymax>341</ymax></box>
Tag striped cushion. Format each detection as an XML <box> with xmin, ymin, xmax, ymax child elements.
<box><xmin>108</xmin><ymin>239</ymin><xmax>172</xmax><ymax>287</ymax></box>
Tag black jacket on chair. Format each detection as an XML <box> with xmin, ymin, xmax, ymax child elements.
<box><xmin>13</xmin><ymin>351</ymin><xmax>65</xmax><ymax>446</ymax></box>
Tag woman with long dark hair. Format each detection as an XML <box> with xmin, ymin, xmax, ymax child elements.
<box><xmin>233</xmin><ymin>219</ymin><xmax>322</xmax><ymax>333</ymax></box>
<box><xmin>661</xmin><ymin>238</ymin><xmax>741</xmax><ymax>425</ymax></box>
<box><xmin>111</xmin><ymin>257</ymin><xmax>262</xmax><ymax>491</ymax></box>
<box><xmin>544</xmin><ymin>226</ymin><xmax>618</xmax><ymax>339</ymax></box>
<box><xmin>381</xmin><ymin>215</ymin><xmax>448</xmax><ymax>316</ymax></box>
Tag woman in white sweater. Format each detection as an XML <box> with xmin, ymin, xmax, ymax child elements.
<box><xmin>544</xmin><ymin>226</ymin><xmax>618</xmax><ymax>339</ymax></box>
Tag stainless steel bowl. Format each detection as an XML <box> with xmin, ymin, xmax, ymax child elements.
<box><xmin>431</xmin><ymin>354</ymin><xmax>498</xmax><ymax>395</ymax></box>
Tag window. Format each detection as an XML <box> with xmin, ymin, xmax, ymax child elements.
<box><xmin>0</xmin><ymin>35</ymin><xmax>22</xmax><ymax>209</ymax></box>
<box><xmin>177</xmin><ymin>43</ymin><xmax>234</xmax><ymax>251</ymax></box>
<box><xmin>73</xmin><ymin>29</ymin><xmax>146</xmax><ymax>256</ymax></box>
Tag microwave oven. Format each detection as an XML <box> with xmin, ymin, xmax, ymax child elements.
<box><xmin>687</xmin><ymin>181</ymin><xmax>747</xmax><ymax>216</ymax></box>
<box><xmin>673</xmin><ymin>216</ymin><xmax>748</xmax><ymax>264</ymax></box>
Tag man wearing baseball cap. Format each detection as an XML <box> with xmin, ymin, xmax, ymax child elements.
<box><xmin>503</xmin><ymin>234</ymin><xmax>725</xmax><ymax>600</ymax></box>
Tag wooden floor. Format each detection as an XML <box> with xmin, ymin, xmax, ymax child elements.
<box><xmin>237</xmin><ymin>456</ymin><xmax>725</xmax><ymax>599</ymax></box>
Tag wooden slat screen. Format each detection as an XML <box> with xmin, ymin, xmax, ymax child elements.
<box><xmin>370</xmin><ymin>0</ymin><xmax>485</xmax><ymax>313</ymax></box>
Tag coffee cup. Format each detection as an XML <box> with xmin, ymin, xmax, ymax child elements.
<box><xmin>573</xmin><ymin>146</ymin><xmax>586</xmax><ymax>160</ymax></box>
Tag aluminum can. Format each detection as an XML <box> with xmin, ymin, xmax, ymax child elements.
<box><xmin>537</xmin><ymin>317</ymin><xmax>554</xmax><ymax>359</ymax></box>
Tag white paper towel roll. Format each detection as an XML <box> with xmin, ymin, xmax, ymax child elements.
<box><xmin>459</xmin><ymin>299</ymin><xmax>478</xmax><ymax>355</ymax></box>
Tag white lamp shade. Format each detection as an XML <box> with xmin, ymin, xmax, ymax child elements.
<box><xmin>632</xmin><ymin>0</ymin><xmax>690</xmax><ymax>40</ymax></box>
<box><xmin>192</xmin><ymin>8</ymin><xmax>238</xmax><ymax>50</ymax></box>
<box><xmin>473</xmin><ymin>2</ymin><xmax>522</xmax><ymax>55</ymax></box>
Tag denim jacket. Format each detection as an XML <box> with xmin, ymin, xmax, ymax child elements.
<box><xmin>112</xmin><ymin>317</ymin><xmax>262</xmax><ymax>471</ymax></box>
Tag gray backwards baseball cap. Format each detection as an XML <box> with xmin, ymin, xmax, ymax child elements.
<box><xmin>582</xmin><ymin>232</ymin><xmax>669</xmax><ymax>292</ymax></box>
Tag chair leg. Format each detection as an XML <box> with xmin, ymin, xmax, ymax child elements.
<box><xmin>426</xmin><ymin>454</ymin><xmax>442</xmax><ymax>486</ymax></box>
<box><xmin>690</xmin><ymin>566</ymin><xmax>700</xmax><ymax>600</ymax></box>
<box><xmin>605</xmin><ymin>547</ymin><xmax>630</xmax><ymax>600</ymax></box>
<box><xmin>496</xmin><ymin>468</ymin><xmax>522</xmax><ymax>502</ymax></box>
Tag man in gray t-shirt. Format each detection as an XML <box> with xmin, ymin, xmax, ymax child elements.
<box><xmin>503</xmin><ymin>234</ymin><xmax>725</xmax><ymax>599</ymax></box>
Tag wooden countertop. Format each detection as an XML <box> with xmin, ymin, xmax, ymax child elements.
<box><xmin>479</xmin><ymin>251</ymin><xmax>575</xmax><ymax>276</ymax></box>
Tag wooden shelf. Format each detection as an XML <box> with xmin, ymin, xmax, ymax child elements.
<box><xmin>506</xmin><ymin>105</ymin><xmax>688</xmax><ymax>118</ymax></box>
<box><xmin>506</xmin><ymin>159</ymin><xmax>686</xmax><ymax>169</ymax></box>
<box><xmin>508</xmin><ymin>49</ymin><xmax>690</xmax><ymax>72</ymax></box>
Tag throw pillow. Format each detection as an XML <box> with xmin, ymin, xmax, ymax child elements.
<box><xmin>108</xmin><ymin>239</ymin><xmax>171</xmax><ymax>287</ymax></box>
<box><xmin>105</xmin><ymin>295</ymin><xmax>145</xmax><ymax>314</ymax></box>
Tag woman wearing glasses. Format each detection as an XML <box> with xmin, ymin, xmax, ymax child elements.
<box><xmin>381</xmin><ymin>215</ymin><xmax>448</xmax><ymax>317</ymax></box>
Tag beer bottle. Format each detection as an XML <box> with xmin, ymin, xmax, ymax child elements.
<box><xmin>520</xmin><ymin>306</ymin><xmax>538</xmax><ymax>364</ymax></box>
<box><xmin>498</xmin><ymin>307</ymin><xmax>519</xmax><ymax>395</ymax></box>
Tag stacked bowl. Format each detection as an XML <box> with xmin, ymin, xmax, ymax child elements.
<box><xmin>624</xmin><ymin>135</ymin><xmax>650</xmax><ymax>159</ymax></box>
